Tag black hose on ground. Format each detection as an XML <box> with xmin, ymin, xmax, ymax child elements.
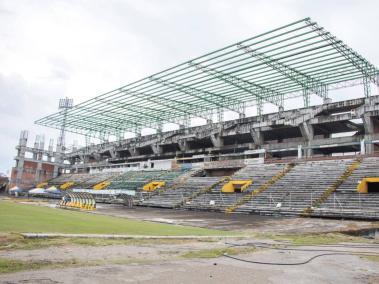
<box><xmin>225</xmin><ymin>242</ymin><xmax>379</xmax><ymax>255</ymax></box>
<box><xmin>222</xmin><ymin>241</ymin><xmax>379</xmax><ymax>266</ymax></box>
<box><xmin>222</xmin><ymin>252</ymin><xmax>377</xmax><ymax>266</ymax></box>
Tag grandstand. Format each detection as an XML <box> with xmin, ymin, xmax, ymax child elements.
<box><xmin>11</xmin><ymin>18</ymin><xmax>379</xmax><ymax>220</ymax></box>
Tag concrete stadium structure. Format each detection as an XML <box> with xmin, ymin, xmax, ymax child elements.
<box><xmin>63</xmin><ymin>95</ymin><xmax>379</xmax><ymax>172</ymax></box>
<box><xmin>10</xmin><ymin>18</ymin><xmax>379</xmax><ymax>220</ymax></box>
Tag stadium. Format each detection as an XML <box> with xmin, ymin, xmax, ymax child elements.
<box><xmin>2</xmin><ymin>15</ymin><xmax>379</xmax><ymax>283</ymax></box>
<box><xmin>9</xmin><ymin>17</ymin><xmax>379</xmax><ymax>220</ymax></box>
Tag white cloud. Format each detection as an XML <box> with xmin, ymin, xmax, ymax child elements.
<box><xmin>0</xmin><ymin>0</ymin><xmax>378</xmax><ymax>174</ymax></box>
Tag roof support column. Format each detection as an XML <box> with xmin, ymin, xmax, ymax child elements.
<box><xmin>363</xmin><ymin>76</ymin><xmax>371</xmax><ymax>98</ymax></box>
<box><xmin>238</xmin><ymin>102</ymin><xmax>246</xmax><ymax>119</ymax></box>
<box><xmin>303</xmin><ymin>89</ymin><xmax>310</xmax><ymax>108</ymax></box>
<box><xmin>85</xmin><ymin>135</ymin><xmax>91</xmax><ymax>147</ymax></box>
<box><xmin>299</xmin><ymin>121</ymin><xmax>314</xmax><ymax>157</ymax></box>
<box><xmin>179</xmin><ymin>116</ymin><xmax>191</xmax><ymax>130</ymax></box>
<box><xmin>134</xmin><ymin>125</ymin><xmax>142</xmax><ymax>139</ymax></box>
<box><xmin>206</xmin><ymin>110</ymin><xmax>213</xmax><ymax>125</ymax></box>
<box><xmin>363</xmin><ymin>114</ymin><xmax>375</xmax><ymax>154</ymax></box>
<box><xmin>109</xmin><ymin>150</ymin><xmax>117</xmax><ymax>159</ymax></box>
<box><xmin>257</xmin><ymin>97</ymin><xmax>263</xmax><ymax>117</ymax></box>
<box><xmin>178</xmin><ymin>139</ymin><xmax>189</xmax><ymax>152</ymax></box>
<box><xmin>217</xmin><ymin>108</ymin><xmax>224</xmax><ymax>123</ymax></box>
<box><xmin>210</xmin><ymin>133</ymin><xmax>224</xmax><ymax>148</ymax></box>
<box><xmin>99</xmin><ymin>132</ymin><xmax>109</xmax><ymax>143</ymax></box>
<box><xmin>116</xmin><ymin>131</ymin><xmax>124</xmax><ymax>141</ymax></box>
<box><xmin>151</xmin><ymin>144</ymin><xmax>162</xmax><ymax>155</ymax></box>
<box><xmin>157</xmin><ymin>122</ymin><xmax>163</xmax><ymax>137</ymax></box>
<box><xmin>250</xmin><ymin>128</ymin><xmax>264</xmax><ymax>147</ymax></box>
<box><xmin>129</xmin><ymin>147</ymin><xmax>140</xmax><ymax>157</ymax></box>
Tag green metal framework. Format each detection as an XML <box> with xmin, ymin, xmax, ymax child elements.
<box><xmin>36</xmin><ymin>18</ymin><xmax>378</xmax><ymax>138</ymax></box>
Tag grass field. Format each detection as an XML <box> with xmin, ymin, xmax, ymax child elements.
<box><xmin>0</xmin><ymin>200</ymin><xmax>233</xmax><ymax>236</ymax></box>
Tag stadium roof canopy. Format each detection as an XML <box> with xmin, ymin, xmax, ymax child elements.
<box><xmin>36</xmin><ymin>17</ymin><xmax>379</xmax><ymax>138</ymax></box>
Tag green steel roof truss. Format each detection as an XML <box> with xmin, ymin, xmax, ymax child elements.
<box><xmin>35</xmin><ymin>17</ymin><xmax>379</xmax><ymax>138</ymax></box>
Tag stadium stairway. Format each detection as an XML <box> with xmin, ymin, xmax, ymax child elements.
<box><xmin>77</xmin><ymin>172</ymin><xmax>122</xmax><ymax>189</ymax></box>
<box><xmin>233</xmin><ymin>159</ymin><xmax>355</xmax><ymax>217</ymax></box>
<box><xmin>138</xmin><ymin>176</ymin><xmax>222</xmax><ymax>208</ymax></box>
<box><xmin>137</xmin><ymin>168</ymin><xmax>202</xmax><ymax>202</ymax></box>
<box><xmin>175</xmin><ymin>176</ymin><xmax>231</xmax><ymax>209</ymax></box>
<box><xmin>301</xmin><ymin>158</ymin><xmax>362</xmax><ymax>216</ymax></box>
<box><xmin>225</xmin><ymin>163</ymin><xmax>295</xmax><ymax>213</ymax></box>
<box><xmin>47</xmin><ymin>173</ymin><xmax>93</xmax><ymax>189</ymax></box>
<box><xmin>311</xmin><ymin>156</ymin><xmax>379</xmax><ymax>220</ymax></box>
<box><xmin>182</xmin><ymin>163</ymin><xmax>287</xmax><ymax>212</ymax></box>
<box><xmin>46</xmin><ymin>174</ymin><xmax>74</xmax><ymax>188</ymax></box>
<box><xmin>107</xmin><ymin>170</ymin><xmax>177</xmax><ymax>191</ymax></box>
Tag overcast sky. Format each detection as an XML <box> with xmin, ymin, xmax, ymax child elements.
<box><xmin>0</xmin><ymin>0</ymin><xmax>378</xmax><ymax>175</ymax></box>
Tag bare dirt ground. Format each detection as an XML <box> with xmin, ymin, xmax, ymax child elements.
<box><xmin>1</xmin><ymin>200</ymin><xmax>379</xmax><ymax>283</ymax></box>
<box><xmin>93</xmin><ymin>204</ymin><xmax>379</xmax><ymax>234</ymax></box>
<box><xmin>1</xmin><ymin>242</ymin><xmax>379</xmax><ymax>284</ymax></box>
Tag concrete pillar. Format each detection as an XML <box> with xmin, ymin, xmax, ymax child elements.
<box><xmin>363</xmin><ymin>115</ymin><xmax>374</xmax><ymax>134</ymax></box>
<box><xmin>79</xmin><ymin>154</ymin><xmax>88</xmax><ymax>164</ymax></box>
<box><xmin>239</xmin><ymin>113</ymin><xmax>246</xmax><ymax>119</ymax></box>
<box><xmin>210</xmin><ymin>134</ymin><xmax>223</xmax><ymax>148</ymax></box>
<box><xmin>360</xmin><ymin>139</ymin><xmax>366</xmax><ymax>155</ymax></box>
<box><xmin>15</xmin><ymin>159</ymin><xmax>25</xmax><ymax>186</ymax></box>
<box><xmin>156</xmin><ymin>126</ymin><xmax>163</xmax><ymax>138</ymax></box>
<box><xmin>93</xmin><ymin>153</ymin><xmax>101</xmax><ymax>161</ymax></box>
<box><xmin>178</xmin><ymin>140</ymin><xmax>189</xmax><ymax>152</ymax></box>
<box><xmin>135</xmin><ymin>132</ymin><xmax>142</xmax><ymax>140</ymax></box>
<box><xmin>299</xmin><ymin>122</ymin><xmax>314</xmax><ymax>157</ymax></box>
<box><xmin>129</xmin><ymin>147</ymin><xmax>140</xmax><ymax>157</ymax></box>
<box><xmin>35</xmin><ymin>162</ymin><xmax>42</xmax><ymax>184</ymax></box>
<box><xmin>363</xmin><ymin>115</ymin><xmax>374</xmax><ymax>154</ymax></box>
<box><xmin>16</xmin><ymin>131</ymin><xmax>28</xmax><ymax>185</ymax></box>
<box><xmin>47</xmin><ymin>147</ymin><xmax>53</xmax><ymax>162</ymax></box>
<box><xmin>109</xmin><ymin>150</ymin><xmax>117</xmax><ymax>159</ymax></box>
<box><xmin>298</xmin><ymin>145</ymin><xmax>302</xmax><ymax>159</ymax></box>
<box><xmin>299</xmin><ymin>122</ymin><xmax>314</xmax><ymax>141</ymax></box>
<box><xmin>250</xmin><ymin>128</ymin><xmax>264</xmax><ymax>146</ymax></box>
<box><xmin>151</xmin><ymin>144</ymin><xmax>162</xmax><ymax>155</ymax></box>
<box><xmin>323</xmin><ymin>98</ymin><xmax>332</xmax><ymax>104</ymax></box>
<box><xmin>53</xmin><ymin>165</ymin><xmax>60</xmax><ymax>178</ymax></box>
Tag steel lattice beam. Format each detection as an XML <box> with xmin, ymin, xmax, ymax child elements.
<box><xmin>149</xmin><ymin>76</ymin><xmax>246</xmax><ymax>117</ymax></box>
<box><xmin>188</xmin><ymin>61</ymin><xmax>284</xmax><ymax>116</ymax></box>
<box><xmin>236</xmin><ymin>42</ymin><xmax>329</xmax><ymax>107</ymax></box>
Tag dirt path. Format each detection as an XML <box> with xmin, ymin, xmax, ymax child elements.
<box><xmin>1</xmin><ymin>240</ymin><xmax>221</xmax><ymax>263</ymax></box>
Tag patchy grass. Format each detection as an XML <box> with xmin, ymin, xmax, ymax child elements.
<box><xmin>182</xmin><ymin>246</ymin><xmax>256</xmax><ymax>259</ymax></box>
<box><xmin>0</xmin><ymin>233</ymin><xmax>209</xmax><ymax>251</ymax></box>
<box><xmin>0</xmin><ymin>256</ymin><xmax>161</xmax><ymax>274</ymax></box>
<box><xmin>0</xmin><ymin>200</ymin><xmax>234</xmax><ymax>236</ymax></box>
<box><xmin>361</xmin><ymin>255</ymin><xmax>379</xmax><ymax>263</ymax></box>
<box><xmin>256</xmin><ymin>232</ymin><xmax>372</xmax><ymax>245</ymax></box>
<box><xmin>68</xmin><ymin>237</ymin><xmax>192</xmax><ymax>247</ymax></box>
<box><xmin>0</xmin><ymin>233</ymin><xmax>70</xmax><ymax>250</ymax></box>
<box><xmin>0</xmin><ymin>258</ymin><xmax>87</xmax><ymax>274</ymax></box>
